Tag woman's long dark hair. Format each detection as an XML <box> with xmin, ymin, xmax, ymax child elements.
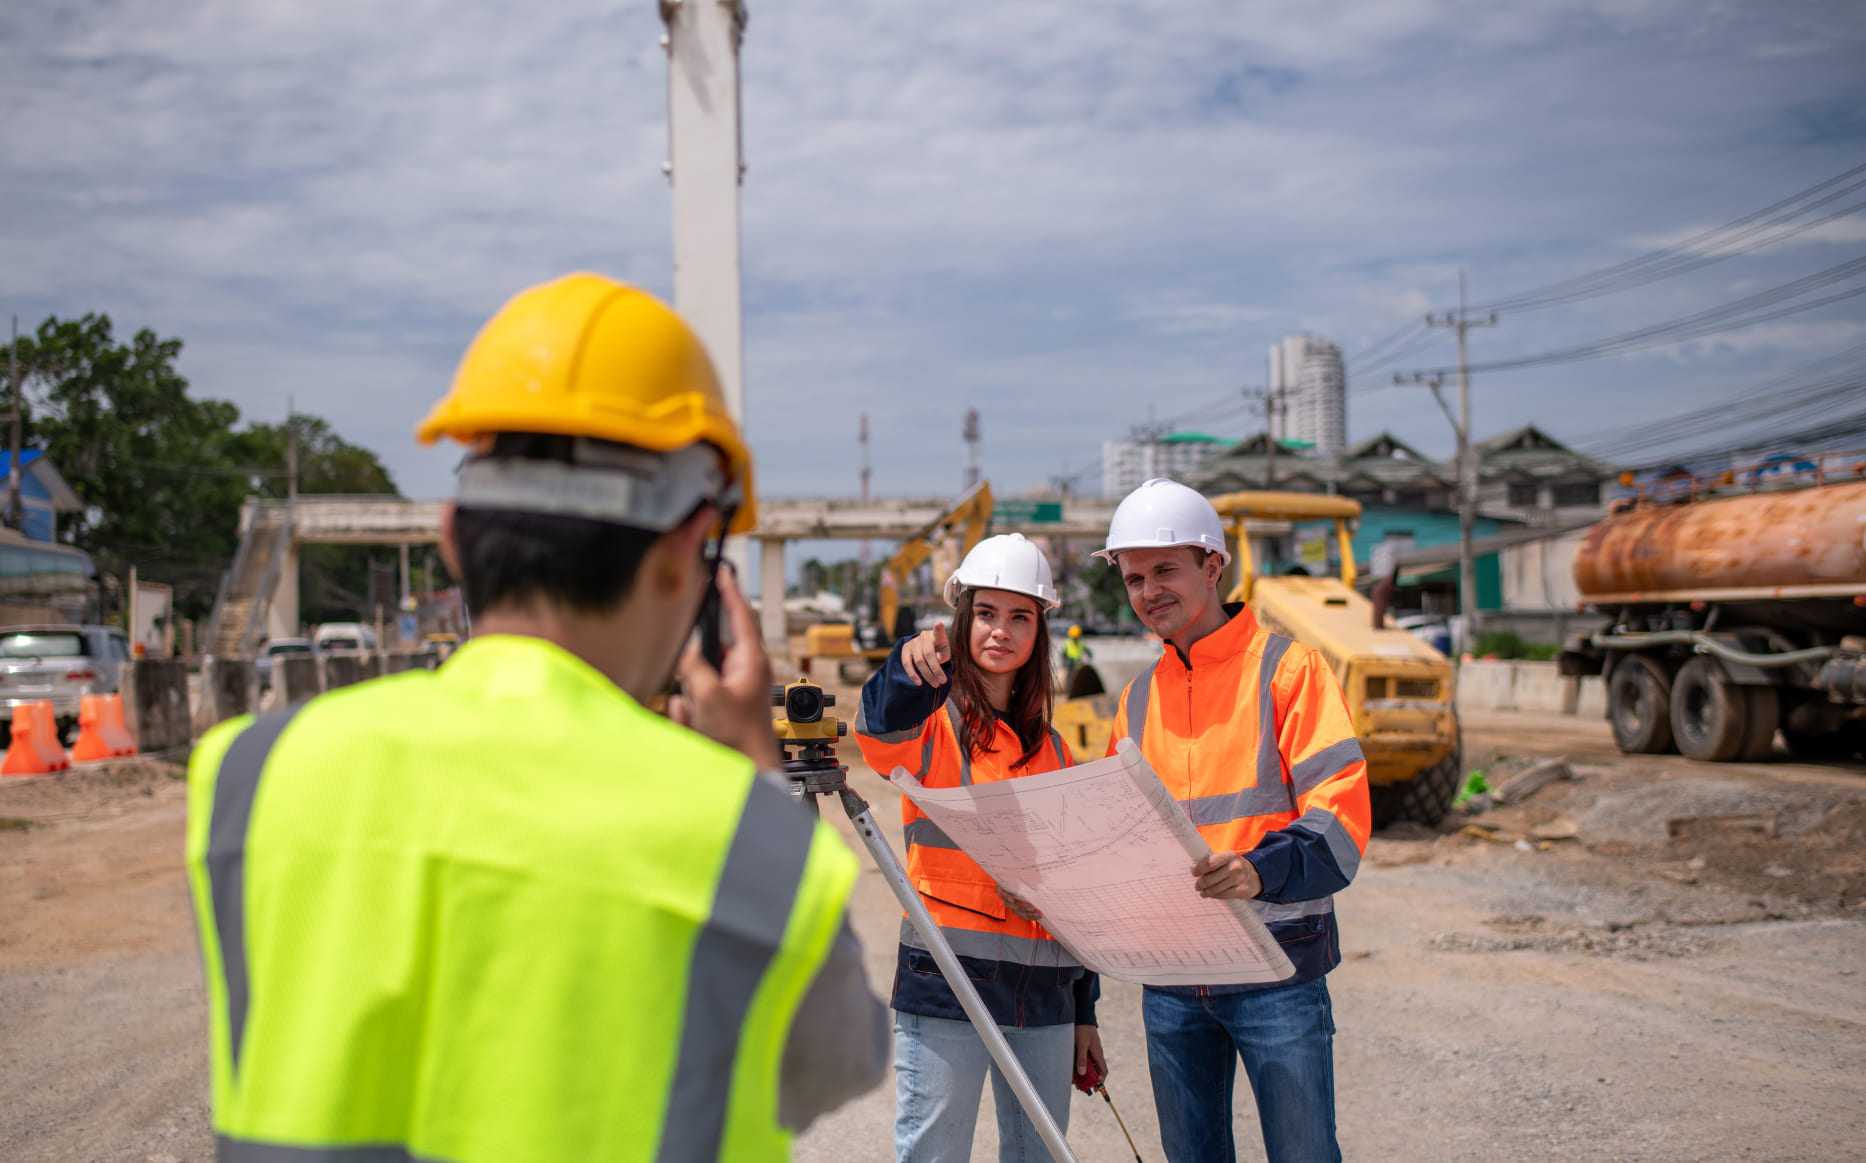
<box><xmin>947</xmin><ymin>587</ymin><xmax>1054</xmax><ymax>766</ymax></box>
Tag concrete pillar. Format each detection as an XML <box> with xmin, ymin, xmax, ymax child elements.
<box><xmin>267</xmin><ymin>541</ymin><xmax>299</xmax><ymax>641</ymax></box>
<box><xmin>759</xmin><ymin>537</ymin><xmax>788</xmax><ymax>662</ymax></box>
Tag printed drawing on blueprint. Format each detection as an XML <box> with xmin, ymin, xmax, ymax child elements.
<box><xmin>893</xmin><ymin>739</ymin><xmax>1294</xmax><ymax>987</ymax></box>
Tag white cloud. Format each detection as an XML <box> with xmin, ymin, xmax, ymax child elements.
<box><xmin>1</xmin><ymin>0</ymin><xmax>1862</xmax><ymax>504</ymax></box>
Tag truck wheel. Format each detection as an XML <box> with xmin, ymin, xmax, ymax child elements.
<box><xmin>1609</xmin><ymin>655</ymin><xmax>1675</xmax><ymax>754</ymax></box>
<box><xmin>1739</xmin><ymin>685</ymin><xmax>1779</xmax><ymax>762</ymax></box>
<box><xmin>1670</xmin><ymin>656</ymin><xmax>1748</xmax><ymax>762</ymax></box>
<box><xmin>1369</xmin><ymin>745</ymin><xmax>1462</xmax><ymax>829</ymax></box>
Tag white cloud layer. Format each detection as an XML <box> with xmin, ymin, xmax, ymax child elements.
<box><xmin>2</xmin><ymin>0</ymin><xmax>1863</xmax><ymax>502</ymax></box>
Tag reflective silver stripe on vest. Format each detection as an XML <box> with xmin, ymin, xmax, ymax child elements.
<box><xmin>1251</xmin><ymin>896</ymin><xmax>1335</xmax><ymax>924</ymax></box>
<box><xmin>945</xmin><ymin>703</ymin><xmax>971</xmax><ymax>786</ymax></box>
<box><xmin>1291</xmin><ymin>805</ymin><xmax>1363</xmax><ymax>882</ymax></box>
<box><xmin>1123</xmin><ymin>660</ymin><xmax>1157</xmax><ymax>747</ymax></box>
<box><xmin>1049</xmin><ymin>726</ymin><xmax>1067</xmax><ymax>768</ymax></box>
<box><xmin>904</xmin><ymin>816</ymin><xmax>962</xmax><ymax>852</ymax></box>
<box><xmin>898</xmin><ymin>916</ymin><xmax>1081</xmax><ymax>969</ymax></box>
<box><xmin>1254</xmin><ymin>635</ymin><xmax>1297</xmax><ymax>816</ymax></box>
<box><xmin>219</xmin><ymin>1138</ymin><xmax>421</xmax><ymax>1162</ymax></box>
<box><xmin>1291</xmin><ymin>736</ymin><xmax>1366</xmax><ymax>797</ymax></box>
<box><xmin>1182</xmin><ymin>781</ymin><xmax>1299</xmax><ymax>826</ymax></box>
<box><xmin>657</xmin><ymin>775</ymin><xmax>816</xmax><ymax>1162</ymax></box>
<box><xmin>206</xmin><ymin>707</ymin><xmax>305</xmax><ymax>1075</ymax></box>
<box><xmin>852</xmin><ymin>700</ymin><xmax>922</xmax><ymax>746</ymax></box>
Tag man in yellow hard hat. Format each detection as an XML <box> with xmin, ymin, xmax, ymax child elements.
<box><xmin>184</xmin><ymin>273</ymin><xmax>887</xmax><ymax>1161</ymax></box>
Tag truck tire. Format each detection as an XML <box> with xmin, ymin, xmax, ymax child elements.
<box><xmin>1609</xmin><ymin>655</ymin><xmax>1675</xmax><ymax>754</ymax></box>
<box><xmin>1739</xmin><ymin>685</ymin><xmax>1780</xmax><ymax>762</ymax></box>
<box><xmin>1670</xmin><ymin>656</ymin><xmax>1749</xmax><ymax>762</ymax></box>
<box><xmin>1369</xmin><ymin>745</ymin><xmax>1462</xmax><ymax>830</ymax></box>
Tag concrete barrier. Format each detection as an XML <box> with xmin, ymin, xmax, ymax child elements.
<box><xmin>383</xmin><ymin>650</ymin><xmax>443</xmax><ymax>675</ymax></box>
<box><xmin>1456</xmin><ymin>659</ymin><xmax>1604</xmax><ymax>717</ymax></box>
<box><xmin>119</xmin><ymin>658</ymin><xmax>191</xmax><ymax>753</ymax></box>
<box><xmin>320</xmin><ymin>651</ymin><xmax>382</xmax><ymax>691</ymax></box>
<box><xmin>278</xmin><ymin>655</ymin><xmax>323</xmax><ymax>706</ymax></box>
<box><xmin>198</xmin><ymin>657</ymin><xmax>259</xmax><ymax>731</ymax></box>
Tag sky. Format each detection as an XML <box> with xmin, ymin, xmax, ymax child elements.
<box><xmin>3</xmin><ymin>0</ymin><xmax>1864</xmax><ymax>512</ymax></box>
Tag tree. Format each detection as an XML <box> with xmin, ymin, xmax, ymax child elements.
<box><xmin>17</xmin><ymin>315</ymin><xmax>248</xmax><ymax>614</ymax></box>
<box><xmin>14</xmin><ymin>314</ymin><xmax>401</xmax><ymax>624</ymax></box>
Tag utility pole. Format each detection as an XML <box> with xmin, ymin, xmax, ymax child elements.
<box><xmin>285</xmin><ymin>395</ymin><xmax>298</xmax><ymax>505</ymax></box>
<box><xmin>962</xmin><ymin>408</ymin><xmax>981</xmax><ymax>490</ymax></box>
<box><xmin>1398</xmin><ymin>271</ymin><xmax>1495</xmax><ymax>648</ymax></box>
<box><xmin>8</xmin><ymin>316</ymin><xmax>21</xmax><ymax>531</ymax></box>
<box><xmin>1243</xmin><ymin>383</ymin><xmax>1283</xmax><ymax>488</ymax></box>
<box><xmin>858</xmin><ymin>412</ymin><xmax>871</xmax><ymax>568</ymax></box>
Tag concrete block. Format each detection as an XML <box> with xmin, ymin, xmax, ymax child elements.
<box><xmin>320</xmin><ymin>651</ymin><xmax>381</xmax><ymax>690</ymax></box>
<box><xmin>119</xmin><ymin>658</ymin><xmax>191</xmax><ymax>753</ymax></box>
<box><xmin>198</xmin><ymin>657</ymin><xmax>259</xmax><ymax>731</ymax></box>
<box><xmin>382</xmin><ymin>650</ymin><xmax>443</xmax><ymax>675</ymax></box>
<box><xmin>278</xmin><ymin>655</ymin><xmax>323</xmax><ymax>706</ymax></box>
<box><xmin>1457</xmin><ymin>660</ymin><xmax>1607</xmax><ymax>717</ymax></box>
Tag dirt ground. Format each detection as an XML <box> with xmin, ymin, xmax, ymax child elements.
<box><xmin>3</xmin><ymin>708</ymin><xmax>1864</xmax><ymax>1161</ymax></box>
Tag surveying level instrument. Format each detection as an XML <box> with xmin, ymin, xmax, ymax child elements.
<box><xmin>771</xmin><ymin>680</ymin><xmax>1079</xmax><ymax>1163</ymax></box>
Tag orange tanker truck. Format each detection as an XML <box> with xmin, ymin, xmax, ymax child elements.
<box><xmin>1558</xmin><ymin>462</ymin><xmax>1866</xmax><ymax>762</ymax></box>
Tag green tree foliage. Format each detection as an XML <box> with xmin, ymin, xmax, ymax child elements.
<box><xmin>226</xmin><ymin>415</ymin><xmax>404</xmax><ymax>627</ymax></box>
<box><xmin>13</xmin><ymin>313</ymin><xmax>399</xmax><ymax>623</ymax></box>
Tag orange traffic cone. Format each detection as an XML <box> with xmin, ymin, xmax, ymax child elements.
<box><xmin>102</xmin><ymin>694</ymin><xmax>137</xmax><ymax>756</ymax></box>
<box><xmin>72</xmin><ymin>695</ymin><xmax>117</xmax><ymax>761</ymax></box>
<box><xmin>2</xmin><ymin>701</ymin><xmax>69</xmax><ymax>777</ymax></box>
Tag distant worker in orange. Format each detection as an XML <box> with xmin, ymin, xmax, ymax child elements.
<box><xmin>854</xmin><ymin>533</ymin><xmax>1107</xmax><ymax>1162</ymax></box>
<box><xmin>1097</xmin><ymin>479</ymin><xmax>1371</xmax><ymax>1163</ymax></box>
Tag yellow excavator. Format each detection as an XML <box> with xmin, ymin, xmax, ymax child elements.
<box><xmin>803</xmin><ymin>482</ymin><xmax>995</xmax><ymax>673</ymax></box>
<box><xmin>1057</xmin><ymin>491</ymin><xmax>1462</xmax><ymax>826</ymax></box>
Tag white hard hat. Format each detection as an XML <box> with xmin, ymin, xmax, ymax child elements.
<box><xmin>1092</xmin><ymin>478</ymin><xmax>1232</xmax><ymax>566</ymax></box>
<box><xmin>944</xmin><ymin>533</ymin><xmax>1061</xmax><ymax>611</ymax></box>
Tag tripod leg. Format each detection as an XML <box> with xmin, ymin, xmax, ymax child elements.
<box><xmin>837</xmin><ymin>787</ymin><xmax>1079</xmax><ymax>1163</ymax></box>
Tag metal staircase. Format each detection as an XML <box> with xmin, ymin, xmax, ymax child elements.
<box><xmin>203</xmin><ymin>502</ymin><xmax>291</xmax><ymax>656</ymax></box>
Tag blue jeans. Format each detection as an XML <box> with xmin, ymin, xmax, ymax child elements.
<box><xmin>1143</xmin><ymin>978</ymin><xmax>1340</xmax><ymax>1163</ymax></box>
<box><xmin>893</xmin><ymin>1011</ymin><xmax>1075</xmax><ymax>1163</ymax></box>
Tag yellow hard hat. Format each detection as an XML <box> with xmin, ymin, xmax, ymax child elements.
<box><xmin>418</xmin><ymin>273</ymin><xmax>756</xmax><ymax>532</ymax></box>
<box><xmin>1068</xmin><ymin>624</ymin><xmax>1083</xmax><ymax>638</ymax></box>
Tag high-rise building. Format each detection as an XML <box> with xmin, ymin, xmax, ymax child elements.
<box><xmin>1101</xmin><ymin>432</ymin><xmax>1230</xmax><ymax>497</ymax></box>
<box><xmin>1268</xmin><ymin>334</ymin><xmax>1346</xmax><ymax>458</ymax></box>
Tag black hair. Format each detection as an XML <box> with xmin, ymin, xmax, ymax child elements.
<box><xmin>451</xmin><ymin>433</ymin><xmax>664</xmax><ymax>618</ymax></box>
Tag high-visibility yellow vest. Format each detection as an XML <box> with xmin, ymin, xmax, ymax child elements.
<box><xmin>185</xmin><ymin>635</ymin><xmax>857</xmax><ymax>1162</ymax></box>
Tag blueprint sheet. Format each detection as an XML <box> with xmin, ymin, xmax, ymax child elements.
<box><xmin>891</xmin><ymin>739</ymin><xmax>1295</xmax><ymax>987</ymax></box>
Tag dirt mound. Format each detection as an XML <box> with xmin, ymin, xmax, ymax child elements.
<box><xmin>1427</xmin><ymin>913</ymin><xmax>1716</xmax><ymax>960</ymax></box>
<box><xmin>0</xmin><ymin>758</ymin><xmax>187</xmax><ymax>830</ymax></box>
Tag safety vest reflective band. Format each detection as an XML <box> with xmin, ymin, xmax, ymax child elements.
<box><xmin>186</xmin><ymin>635</ymin><xmax>857</xmax><ymax>1163</ymax></box>
<box><xmin>855</xmin><ymin>699</ymin><xmax>1075</xmax><ymax>965</ymax></box>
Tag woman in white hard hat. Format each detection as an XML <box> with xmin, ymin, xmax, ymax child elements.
<box><xmin>853</xmin><ymin>533</ymin><xmax>1107</xmax><ymax>1162</ymax></box>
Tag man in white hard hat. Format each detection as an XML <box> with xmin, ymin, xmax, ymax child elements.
<box><xmin>1096</xmin><ymin>479</ymin><xmax>1371</xmax><ymax>1163</ymax></box>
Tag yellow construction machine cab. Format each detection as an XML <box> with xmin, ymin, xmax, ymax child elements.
<box><xmin>1208</xmin><ymin>492</ymin><xmax>1462</xmax><ymax>826</ymax></box>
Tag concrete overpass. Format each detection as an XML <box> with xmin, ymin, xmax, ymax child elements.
<box><xmin>208</xmin><ymin>494</ymin><xmax>1134</xmax><ymax>655</ymax></box>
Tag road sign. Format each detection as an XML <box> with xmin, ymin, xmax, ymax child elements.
<box><xmin>994</xmin><ymin>500</ymin><xmax>1063</xmax><ymax>525</ymax></box>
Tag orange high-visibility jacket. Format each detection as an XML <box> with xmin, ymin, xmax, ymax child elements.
<box><xmin>1109</xmin><ymin>603</ymin><xmax>1371</xmax><ymax>990</ymax></box>
<box><xmin>854</xmin><ymin>655</ymin><xmax>1096</xmax><ymax>1028</ymax></box>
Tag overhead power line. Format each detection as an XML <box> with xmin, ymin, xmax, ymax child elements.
<box><xmin>1397</xmin><ymin>254</ymin><xmax>1866</xmax><ymax>378</ymax></box>
<box><xmin>1466</xmin><ymin>159</ymin><xmax>1866</xmax><ymax>316</ymax></box>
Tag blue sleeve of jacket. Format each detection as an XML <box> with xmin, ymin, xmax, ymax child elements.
<box><xmin>1243</xmin><ymin>821</ymin><xmax>1355</xmax><ymax>904</ymax></box>
<box><xmin>858</xmin><ymin>637</ymin><xmax>954</xmax><ymax>736</ymax></box>
<box><xmin>1072</xmin><ymin>971</ymin><xmax>1099</xmax><ymax>1027</ymax></box>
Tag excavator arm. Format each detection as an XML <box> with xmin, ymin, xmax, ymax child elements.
<box><xmin>878</xmin><ymin>482</ymin><xmax>994</xmax><ymax>641</ymax></box>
